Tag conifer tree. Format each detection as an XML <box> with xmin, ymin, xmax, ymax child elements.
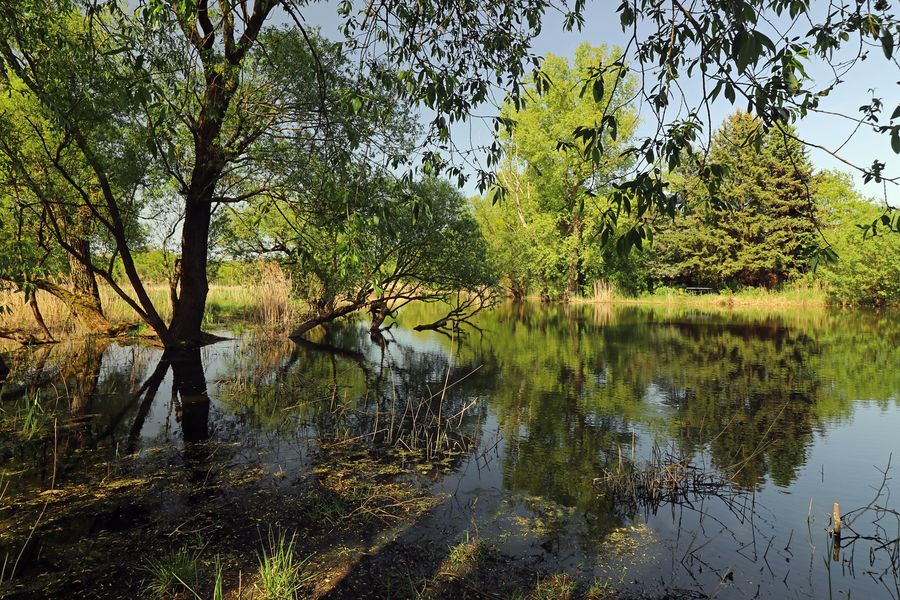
<box><xmin>652</xmin><ymin>113</ymin><xmax>818</xmax><ymax>289</ymax></box>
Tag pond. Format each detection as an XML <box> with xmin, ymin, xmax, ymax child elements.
<box><xmin>1</xmin><ymin>302</ymin><xmax>899</xmax><ymax>599</ymax></box>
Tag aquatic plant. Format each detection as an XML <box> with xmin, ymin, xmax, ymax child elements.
<box><xmin>594</xmin><ymin>442</ymin><xmax>745</xmax><ymax>514</ymax></box>
<box><xmin>585</xmin><ymin>579</ymin><xmax>617</xmax><ymax>599</ymax></box>
<box><xmin>17</xmin><ymin>395</ymin><xmax>46</xmax><ymax>440</ymax></box>
<box><xmin>0</xmin><ymin>391</ymin><xmax>54</xmax><ymax>440</ymax></box>
<box><xmin>208</xmin><ymin>555</ymin><xmax>225</xmax><ymax>600</ymax></box>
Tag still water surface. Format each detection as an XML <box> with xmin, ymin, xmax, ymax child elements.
<box><xmin>1</xmin><ymin>303</ymin><xmax>899</xmax><ymax>598</ymax></box>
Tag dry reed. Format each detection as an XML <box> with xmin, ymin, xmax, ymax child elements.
<box><xmin>589</xmin><ymin>279</ymin><xmax>618</xmax><ymax>303</ymax></box>
<box><xmin>594</xmin><ymin>443</ymin><xmax>743</xmax><ymax>514</ymax></box>
<box><xmin>252</xmin><ymin>261</ymin><xmax>295</xmax><ymax>326</ymax></box>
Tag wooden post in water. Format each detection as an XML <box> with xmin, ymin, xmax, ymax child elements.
<box><xmin>832</xmin><ymin>502</ymin><xmax>841</xmax><ymax>561</ymax></box>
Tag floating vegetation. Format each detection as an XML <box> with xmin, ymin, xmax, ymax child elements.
<box><xmin>303</xmin><ymin>446</ymin><xmax>441</xmax><ymax>529</ymax></box>
<box><xmin>510</xmin><ymin>495</ymin><xmax>578</xmax><ymax>539</ymax></box>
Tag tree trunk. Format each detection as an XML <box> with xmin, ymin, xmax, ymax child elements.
<box><xmin>167</xmin><ymin>60</ymin><xmax>232</xmax><ymax>347</ymax></box>
<box><xmin>138</xmin><ymin>4</ymin><xmax>273</xmax><ymax>349</ymax></box>
<box><xmin>510</xmin><ymin>281</ymin><xmax>527</xmax><ymax>302</ymax></box>
<box><xmin>565</xmin><ymin>215</ymin><xmax>583</xmax><ymax>300</ymax></box>
<box><xmin>28</xmin><ymin>293</ymin><xmax>54</xmax><ymax>342</ymax></box>
<box><xmin>32</xmin><ymin>280</ymin><xmax>118</xmax><ymax>336</ymax></box>
<box><xmin>169</xmin><ymin>193</ymin><xmax>213</xmax><ymax>347</ymax></box>
<box><xmin>412</xmin><ymin>319</ymin><xmax>449</xmax><ymax>332</ymax></box>
<box><xmin>290</xmin><ymin>301</ymin><xmax>367</xmax><ymax>338</ymax></box>
<box><xmin>67</xmin><ymin>204</ymin><xmax>112</xmax><ymax>334</ymax></box>
<box><xmin>369</xmin><ymin>300</ymin><xmax>392</xmax><ymax>331</ymax></box>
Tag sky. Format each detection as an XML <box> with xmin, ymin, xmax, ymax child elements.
<box><xmin>286</xmin><ymin>1</ymin><xmax>899</xmax><ymax>205</ymax></box>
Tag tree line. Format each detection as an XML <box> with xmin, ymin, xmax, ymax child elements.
<box><xmin>475</xmin><ymin>46</ymin><xmax>899</xmax><ymax>305</ymax></box>
<box><xmin>0</xmin><ymin>2</ymin><xmax>897</xmax><ymax>349</ymax></box>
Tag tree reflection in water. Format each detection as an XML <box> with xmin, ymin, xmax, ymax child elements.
<box><xmin>0</xmin><ymin>304</ymin><xmax>898</xmax><ymax>599</ymax></box>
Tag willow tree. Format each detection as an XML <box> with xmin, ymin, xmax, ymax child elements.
<box><xmin>0</xmin><ymin>2</ymin><xmax>266</xmax><ymax>346</ymax></box>
<box><xmin>475</xmin><ymin>44</ymin><xmax>639</xmax><ymax>300</ymax></box>
<box><xmin>0</xmin><ymin>1</ymin><xmax>331</xmax><ymax>347</ymax></box>
<box><xmin>0</xmin><ymin>74</ymin><xmax>122</xmax><ymax>336</ymax></box>
<box><xmin>228</xmin><ymin>174</ymin><xmax>498</xmax><ymax>337</ymax></box>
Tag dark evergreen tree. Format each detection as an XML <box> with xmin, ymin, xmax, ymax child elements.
<box><xmin>651</xmin><ymin>113</ymin><xmax>818</xmax><ymax>289</ymax></box>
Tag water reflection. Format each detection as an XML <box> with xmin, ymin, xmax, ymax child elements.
<box><xmin>0</xmin><ymin>303</ymin><xmax>898</xmax><ymax>598</ymax></box>
<box><xmin>442</xmin><ymin>304</ymin><xmax>899</xmax><ymax>490</ymax></box>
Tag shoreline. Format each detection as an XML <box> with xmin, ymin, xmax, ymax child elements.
<box><xmin>572</xmin><ymin>294</ymin><xmax>828</xmax><ymax>309</ymax></box>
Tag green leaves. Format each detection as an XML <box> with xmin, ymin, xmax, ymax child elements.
<box><xmin>533</xmin><ymin>70</ymin><xmax>553</xmax><ymax>96</ymax></box>
<box><xmin>591</xmin><ymin>76</ymin><xmax>605</xmax><ymax>103</ymax></box>
<box><xmin>881</xmin><ymin>29</ymin><xmax>894</xmax><ymax>59</ymax></box>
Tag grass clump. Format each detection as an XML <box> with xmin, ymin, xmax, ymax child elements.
<box><xmin>205</xmin><ymin>555</ymin><xmax>225</xmax><ymax>600</ymax></box>
<box><xmin>530</xmin><ymin>573</ymin><xmax>578</xmax><ymax>600</ymax></box>
<box><xmin>256</xmin><ymin>530</ymin><xmax>311</xmax><ymax>600</ymax></box>
<box><xmin>447</xmin><ymin>533</ymin><xmax>493</xmax><ymax>571</ymax></box>
<box><xmin>15</xmin><ymin>395</ymin><xmax>50</xmax><ymax>440</ymax></box>
<box><xmin>143</xmin><ymin>545</ymin><xmax>201</xmax><ymax>598</ymax></box>
<box><xmin>586</xmin><ymin>579</ymin><xmax>617</xmax><ymax>599</ymax></box>
<box><xmin>0</xmin><ymin>392</ymin><xmax>56</xmax><ymax>440</ymax></box>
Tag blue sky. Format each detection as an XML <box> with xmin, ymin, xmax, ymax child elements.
<box><xmin>291</xmin><ymin>1</ymin><xmax>899</xmax><ymax>205</ymax></box>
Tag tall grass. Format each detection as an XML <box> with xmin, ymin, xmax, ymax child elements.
<box><xmin>253</xmin><ymin>261</ymin><xmax>295</xmax><ymax>326</ymax></box>
<box><xmin>16</xmin><ymin>395</ymin><xmax>49</xmax><ymax>440</ymax></box>
<box><xmin>628</xmin><ymin>282</ymin><xmax>828</xmax><ymax>308</ymax></box>
<box><xmin>0</xmin><ymin>391</ymin><xmax>57</xmax><ymax>440</ymax></box>
<box><xmin>574</xmin><ymin>281</ymin><xmax>829</xmax><ymax>308</ymax></box>
<box><xmin>0</xmin><ymin>261</ymin><xmax>299</xmax><ymax>337</ymax></box>
<box><xmin>588</xmin><ymin>280</ymin><xmax>618</xmax><ymax>303</ymax></box>
<box><xmin>0</xmin><ymin>284</ymin><xmax>171</xmax><ymax>336</ymax></box>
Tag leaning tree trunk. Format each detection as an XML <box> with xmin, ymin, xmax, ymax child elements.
<box><xmin>64</xmin><ymin>205</ymin><xmax>114</xmax><ymax>334</ymax></box>
<box><xmin>33</xmin><ymin>279</ymin><xmax>117</xmax><ymax>336</ymax></box>
<box><xmin>28</xmin><ymin>293</ymin><xmax>53</xmax><ymax>342</ymax></box>
<box><xmin>67</xmin><ymin>252</ymin><xmax>114</xmax><ymax>334</ymax></box>
<box><xmin>290</xmin><ymin>301</ymin><xmax>368</xmax><ymax>339</ymax></box>
<box><xmin>369</xmin><ymin>300</ymin><xmax>392</xmax><ymax>331</ymax></box>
